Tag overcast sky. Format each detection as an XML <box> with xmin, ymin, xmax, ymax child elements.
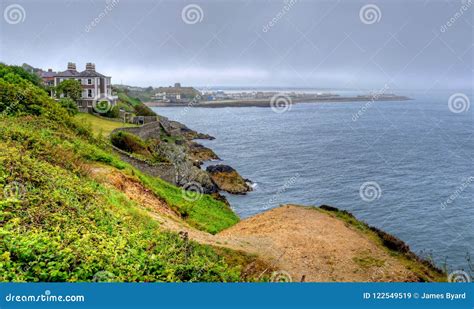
<box><xmin>1</xmin><ymin>0</ymin><xmax>472</xmax><ymax>90</ymax></box>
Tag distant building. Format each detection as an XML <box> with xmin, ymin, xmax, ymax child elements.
<box><xmin>152</xmin><ymin>82</ymin><xmax>200</xmax><ymax>103</ymax></box>
<box><xmin>39</xmin><ymin>62</ymin><xmax>118</xmax><ymax>112</ymax></box>
<box><xmin>40</xmin><ymin>69</ymin><xmax>56</xmax><ymax>87</ymax></box>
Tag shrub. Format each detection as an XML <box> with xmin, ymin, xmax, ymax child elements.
<box><xmin>0</xmin><ymin>64</ymin><xmax>90</xmax><ymax>138</ymax></box>
<box><xmin>0</xmin><ymin>63</ymin><xmax>43</xmax><ymax>87</ymax></box>
<box><xmin>58</xmin><ymin>98</ymin><xmax>79</xmax><ymax>116</ymax></box>
<box><xmin>110</xmin><ymin>131</ymin><xmax>150</xmax><ymax>155</ymax></box>
<box><xmin>368</xmin><ymin>226</ymin><xmax>410</xmax><ymax>254</ymax></box>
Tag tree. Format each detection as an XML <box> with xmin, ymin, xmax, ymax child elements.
<box><xmin>56</xmin><ymin>79</ymin><xmax>82</xmax><ymax>102</ymax></box>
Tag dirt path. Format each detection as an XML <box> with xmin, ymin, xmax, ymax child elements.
<box><xmin>92</xmin><ymin>167</ymin><xmax>421</xmax><ymax>282</ymax></box>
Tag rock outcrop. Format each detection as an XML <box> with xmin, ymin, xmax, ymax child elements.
<box><xmin>112</xmin><ymin>117</ymin><xmax>250</xmax><ymax>196</ymax></box>
<box><xmin>186</xmin><ymin>141</ymin><xmax>220</xmax><ymax>166</ymax></box>
<box><xmin>206</xmin><ymin>165</ymin><xmax>252</xmax><ymax>194</ymax></box>
<box><xmin>159</xmin><ymin>116</ymin><xmax>214</xmax><ymax>140</ymax></box>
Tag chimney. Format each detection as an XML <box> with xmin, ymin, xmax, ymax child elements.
<box><xmin>48</xmin><ymin>68</ymin><xmax>52</xmax><ymax>72</ymax></box>
<box><xmin>67</xmin><ymin>62</ymin><xmax>76</xmax><ymax>71</ymax></box>
<box><xmin>86</xmin><ymin>62</ymin><xmax>96</xmax><ymax>71</ymax></box>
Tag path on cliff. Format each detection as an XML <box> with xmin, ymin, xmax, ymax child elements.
<box><xmin>92</xmin><ymin>166</ymin><xmax>423</xmax><ymax>282</ymax></box>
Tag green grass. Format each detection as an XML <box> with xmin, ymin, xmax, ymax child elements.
<box><xmin>136</xmin><ymin>171</ymin><xmax>239</xmax><ymax>234</ymax></box>
<box><xmin>117</xmin><ymin>92</ymin><xmax>141</xmax><ymax>107</ymax></box>
<box><xmin>353</xmin><ymin>252</ymin><xmax>385</xmax><ymax>269</ymax></box>
<box><xmin>74</xmin><ymin>113</ymin><xmax>136</xmax><ymax>137</ymax></box>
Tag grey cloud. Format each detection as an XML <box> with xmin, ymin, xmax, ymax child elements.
<box><xmin>0</xmin><ymin>0</ymin><xmax>472</xmax><ymax>90</ymax></box>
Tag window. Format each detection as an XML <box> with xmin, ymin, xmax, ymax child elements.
<box><xmin>88</xmin><ymin>89</ymin><xmax>93</xmax><ymax>98</ymax></box>
<box><xmin>87</xmin><ymin>79</ymin><xmax>92</xmax><ymax>85</ymax></box>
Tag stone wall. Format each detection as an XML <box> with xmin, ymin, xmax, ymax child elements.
<box><xmin>111</xmin><ymin>121</ymin><xmax>162</xmax><ymax>141</ymax></box>
<box><xmin>110</xmin><ymin>145</ymin><xmax>177</xmax><ymax>184</ymax></box>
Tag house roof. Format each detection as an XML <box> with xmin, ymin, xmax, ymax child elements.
<box><xmin>55</xmin><ymin>69</ymin><xmax>82</xmax><ymax>77</ymax></box>
<box><xmin>78</xmin><ymin>70</ymin><xmax>107</xmax><ymax>78</ymax></box>
<box><xmin>39</xmin><ymin>71</ymin><xmax>56</xmax><ymax>78</ymax></box>
<box><xmin>54</xmin><ymin>69</ymin><xmax>109</xmax><ymax>78</ymax></box>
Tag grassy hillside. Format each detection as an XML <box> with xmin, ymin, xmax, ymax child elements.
<box><xmin>0</xmin><ymin>64</ymin><xmax>243</xmax><ymax>282</ymax></box>
<box><xmin>114</xmin><ymin>88</ymin><xmax>156</xmax><ymax>116</ymax></box>
<box><xmin>137</xmin><ymin>172</ymin><xmax>239</xmax><ymax>234</ymax></box>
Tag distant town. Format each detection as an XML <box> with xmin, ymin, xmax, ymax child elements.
<box><xmin>22</xmin><ymin>62</ymin><xmax>409</xmax><ymax>111</ymax></box>
<box><xmin>120</xmin><ymin>83</ymin><xmax>409</xmax><ymax>108</ymax></box>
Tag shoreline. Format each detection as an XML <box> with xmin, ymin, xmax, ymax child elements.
<box><xmin>106</xmin><ymin>103</ymin><xmax>446</xmax><ymax>281</ymax></box>
<box><xmin>145</xmin><ymin>95</ymin><xmax>411</xmax><ymax>108</ymax></box>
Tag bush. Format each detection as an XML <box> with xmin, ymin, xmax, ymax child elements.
<box><xmin>0</xmin><ymin>64</ymin><xmax>90</xmax><ymax>138</ymax></box>
<box><xmin>0</xmin><ymin>63</ymin><xmax>43</xmax><ymax>87</ymax></box>
<box><xmin>110</xmin><ymin>131</ymin><xmax>150</xmax><ymax>155</ymax></box>
<box><xmin>368</xmin><ymin>226</ymin><xmax>410</xmax><ymax>254</ymax></box>
<box><xmin>58</xmin><ymin>98</ymin><xmax>79</xmax><ymax>116</ymax></box>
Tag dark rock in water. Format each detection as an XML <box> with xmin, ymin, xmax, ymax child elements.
<box><xmin>206</xmin><ymin>164</ymin><xmax>236</xmax><ymax>174</ymax></box>
<box><xmin>206</xmin><ymin>164</ymin><xmax>252</xmax><ymax>195</ymax></box>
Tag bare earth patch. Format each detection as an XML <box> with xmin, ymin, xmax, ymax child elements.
<box><xmin>90</xmin><ymin>166</ymin><xmax>439</xmax><ymax>282</ymax></box>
